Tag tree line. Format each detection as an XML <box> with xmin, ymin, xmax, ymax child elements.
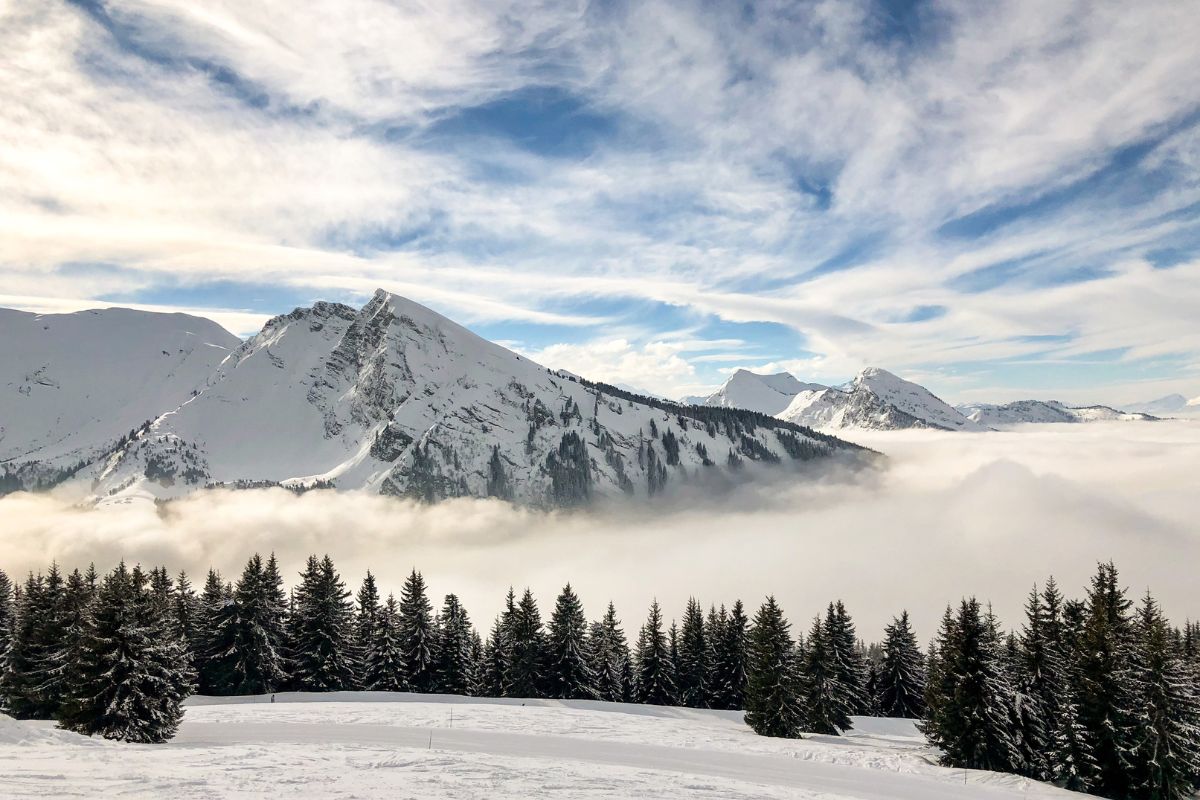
<box><xmin>0</xmin><ymin>557</ymin><xmax>1197</xmax><ymax>799</ymax></box>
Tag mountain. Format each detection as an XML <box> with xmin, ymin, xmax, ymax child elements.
<box><xmin>2</xmin><ymin>292</ymin><xmax>868</xmax><ymax>506</ymax></box>
<box><xmin>1123</xmin><ymin>393</ymin><xmax>1200</xmax><ymax>417</ymax></box>
<box><xmin>958</xmin><ymin>400</ymin><xmax>1158</xmax><ymax>426</ymax></box>
<box><xmin>693</xmin><ymin>369</ymin><xmax>827</xmax><ymax>416</ymax></box>
<box><xmin>0</xmin><ymin>306</ymin><xmax>241</xmax><ymax>488</ymax></box>
<box><xmin>780</xmin><ymin>367</ymin><xmax>988</xmax><ymax>432</ymax></box>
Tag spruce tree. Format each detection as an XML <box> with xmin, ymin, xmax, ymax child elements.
<box><xmin>483</xmin><ymin>589</ymin><xmax>517</xmax><ymax>697</ymax></box>
<box><xmin>800</xmin><ymin>614</ymin><xmax>852</xmax><ymax>734</ymax></box>
<box><xmin>825</xmin><ymin>601</ymin><xmax>869</xmax><ymax>714</ymax></box>
<box><xmin>205</xmin><ymin>554</ymin><xmax>287</xmax><ymax>695</ymax></box>
<box><xmin>711</xmin><ymin>599</ymin><xmax>749</xmax><ymax>710</ymax></box>
<box><xmin>634</xmin><ymin>600</ymin><xmax>675</xmax><ymax>705</ymax></box>
<box><xmin>1</xmin><ymin>573</ymin><xmax>52</xmax><ymax>718</ymax></box>
<box><xmin>588</xmin><ymin>602</ymin><xmax>630</xmax><ymax>702</ymax></box>
<box><xmin>435</xmin><ymin>594</ymin><xmax>475</xmax><ymax>695</ymax></box>
<box><xmin>45</xmin><ymin>569</ymin><xmax>94</xmax><ymax>715</ymax></box>
<box><xmin>676</xmin><ymin>598</ymin><xmax>709</xmax><ymax>708</ymax></box>
<box><xmin>877</xmin><ymin>610</ymin><xmax>926</xmax><ymax>719</ymax></box>
<box><xmin>0</xmin><ymin>568</ymin><xmax>12</xmax><ymax>655</ymax></box>
<box><xmin>173</xmin><ymin>571</ymin><xmax>202</xmax><ymax>664</ymax></box>
<box><xmin>290</xmin><ymin>555</ymin><xmax>356</xmax><ymax>691</ymax></box>
<box><xmin>364</xmin><ymin>594</ymin><xmax>406</xmax><ymax>691</ymax></box>
<box><xmin>1076</xmin><ymin>562</ymin><xmax>1140</xmax><ymax>799</ymax></box>
<box><xmin>1128</xmin><ymin>592</ymin><xmax>1200</xmax><ymax>800</ymax></box>
<box><xmin>354</xmin><ymin>571</ymin><xmax>381</xmax><ymax>688</ymax></box>
<box><xmin>546</xmin><ymin>584</ymin><xmax>595</xmax><ymax>699</ymax></box>
<box><xmin>507</xmin><ymin>588</ymin><xmax>546</xmax><ymax>698</ymax></box>
<box><xmin>397</xmin><ymin>569</ymin><xmax>437</xmax><ymax>693</ymax></box>
<box><xmin>56</xmin><ymin>563</ymin><xmax>190</xmax><ymax>743</ymax></box>
<box><xmin>196</xmin><ymin>569</ymin><xmax>230</xmax><ymax>694</ymax></box>
<box><xmin>744</xmin><ymin>596</ymin><xmax>802</xmax><ymax>738</ymax></box>
<box><xmin>920</xmin><ymin>598</ymin><xmax>1020</xmax><ymax>773</ymax></box>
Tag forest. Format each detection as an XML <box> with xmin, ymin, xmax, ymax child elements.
<box><xmin>0</xmin><ymin>557</ymin><xmax>1197</xmax><ymax>800</ymax></box>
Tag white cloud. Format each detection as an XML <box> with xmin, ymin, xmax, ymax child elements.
<box><xmin>2</xmin><ymin>422</ymin><xmax>1198</xmax><ymax>638</ymax></box>
<box><xmin>1</xmin><ymin>0</ymin><xmax>1199</xmax><ymax>399</ymax></box>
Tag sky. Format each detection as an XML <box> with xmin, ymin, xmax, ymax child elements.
<box><xmin>3</xmin><ymin>421</ymin><xmax>1198</xmax><ymax>639</ymax></box>
<box><xmin>3</xmin><ymin>0</ymin><xmax>1200</xmax><ymax>405</ymax></box>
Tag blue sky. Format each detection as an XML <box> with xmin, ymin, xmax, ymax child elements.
<box><xmin>2</xmin><ymin>0</ymin><xmax>1199</xmax><ymax>404</ymax></box>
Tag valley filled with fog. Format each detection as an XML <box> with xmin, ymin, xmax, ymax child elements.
<box><xmin>3</xmin><ymin>421</ymin><xmax>1196</xmax><ymax>640</ymax></box>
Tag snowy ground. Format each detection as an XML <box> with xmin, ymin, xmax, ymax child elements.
<box><xmin>0</xmin><ymin>692</ymin><xmax>1082</xmax><ymax>799</ymax></box>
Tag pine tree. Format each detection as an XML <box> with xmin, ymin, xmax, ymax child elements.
<box><xmin>800</xmin><ymin>614</ymin><xmax>852</xmax><ymax>734</ymax></box>
<box><xmin>507</xmin><ymin>589</ymin><xmax>546</xmax><ymax>698</ymax></box>
<box><xmin>1</xmin><ymin>573</ymin><xmax>53</xmax><ymax>718</ymax></box>
<box><xmin>397</xmin><ymin>570</ymin><xmax>437</xmax><ymax>693</ymax></box>
<box><xmin>1127</xmin><ymin>592</ymin><xmax>1200</xmax><ymax>800</ymax></box>
<box><xmin>825</xmin><ymin>601</ymin><xmax>869</xmax><ymax>715</ymax></box>
<box><xmin>260</xmin><ymin>554</ymin><xmax>290</xmax><ymax>680</ymax></box>
<box><xmin>588</xmin><ymin>602</ymin><xmax>630</xmax><ymax>702</ymax></box>
<box><xmin>711</xmin><ymin>599</ymin><xmax>749</xmax><ymax>710</ymax></box>
<box><xmin>483</xmin><ymin>589</ymin><xmax>517</xmax><ymax>697</ymax></box>
<box><xmin>56</xmin><ymin>563</ymin><xmax>190</xmax><ymax>743</ymax></box>
<box><xmin>0</xmin><ymin>569</ymin><xmax>12</xmax><ymax>655</ymax></box>
<box><xmin>205</xmin><ymin>554</ymin><xmax>287</xmax><ymax>695</ymax></box>
<box><xmin>45</xmin><ymin>569</ymin><xmax>94</xmax><ymax>716</ymax></box>
<box><xmin>290</xmin><ymin>555</ymin><xmax>356</xmax><ymax>692</ymax></box>
<box><xmin>634</xmin><ymin>600</ymin><xmax>675</xmax><ymax>705</ymax></box>
<box><xmin>745</xmin><ymin>596</ymin><xmax>802</xmax><ymax>738</ymax></box>
<box><xmin>877</xmin><ymin>610</ymin><xmax>926</xmax><ymax>719</ymax></box>
<box><xmin>173</xmin><ymin>571</ymin><xmax>202</xmax><ymax>665</ymax></box>
<box><xmin>195</xmin><ymin>569</ymin><xmax>230</xmax><ymax>694</ymax></box>
<box><xmin>546</xmin><ymin>584</ymin><xmax>595</xmax><ymax>699</ymax></box>
<box><xmin>435</xmin><ymin>594</ymin><xmax>475</xmax><ymax>695</ymax></box>
<box><xmin>992</xmin><ymin>604</ymin><xmax>1048</xmax><ymax>780</ymax></box>
<box><xmin>920</xmin><ymin>598</ymin><xmax>1020</xmax><ymax>773</ymax></box>
<box><xmin>676</xmin><ymin>598</ymin><xmax>709</xmax><ymax>708</ymax></box>
<box><xmin>363</xmin><ymin>594</ymin><xmax>405</xmax><ymax>691</ymax></box>
<box><xmin>1076</xmin><ymin>562</ymin><xmax>1141</xmax><ymax>799</ymax></box>
<box><xmin>354</xmin><ymin>571</ymin><xmax>381</xmax><ymax>688</ymax></box>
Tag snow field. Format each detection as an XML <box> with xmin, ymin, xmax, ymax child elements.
<box><xmin>0</xmin><ymin>693</ymin><xmax>1083</xmax><ymax>799</ymax></box>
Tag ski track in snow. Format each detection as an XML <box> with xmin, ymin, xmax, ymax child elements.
<box><xmin>0</xmin><ymin>693</ymin><xmax>1082</xmax><ymax>799</ymax></box>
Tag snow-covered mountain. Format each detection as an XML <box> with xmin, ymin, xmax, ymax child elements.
<box><xmin>1123</xmin><ymin>393</ymin><xmax>1200</xmax><ymax>417</ymax></box>
<box><xmin>779</xmin><ymin>368</ymin><xmax>988</xmax><ymax>432</ymax></box>
<box><xmin>693</xmin><ymin>369</ymin><xmax>827</xmax><ymax>416</ymax></box>
<box><xmin>958</xmin><ymin>400</ymin><xmax>1158</xmax><ymax>426</ymax></box>
<box><xmin>2</xmin><ymin>292</ymin><xmax>867</xmax><ymax>506</ymax></box>
<box><xmin>0</xmin><ymin>307</ymin><xmax>241</xmax><ymax>488</ymax></box>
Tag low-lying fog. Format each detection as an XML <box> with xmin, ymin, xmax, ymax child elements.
<box><xmin>3</xmin><ymin>421</ymin><xmax>1197</xmax><ymax>642</ymax></box>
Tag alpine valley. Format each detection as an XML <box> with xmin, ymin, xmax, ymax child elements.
<box><xmin>0</xmin><ymin>291</ymin><xmax>868</xmax><ymax>507</ymax></box>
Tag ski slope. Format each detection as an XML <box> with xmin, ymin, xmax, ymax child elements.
<box><xmin>0</xmin><ymin>693</ymin><xmax>1081</xmax><ymax>799</ymax></box>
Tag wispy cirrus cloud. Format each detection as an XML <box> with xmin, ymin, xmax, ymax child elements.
<box><xmin>1</xmin><ymin>0</ymin><xmax>1198</xmax><ymax>402</ymax></box>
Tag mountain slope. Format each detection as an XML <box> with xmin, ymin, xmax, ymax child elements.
<box><xmin>0</xmin><ymin>307</ymin><xmax>241</xmax><ymax>487</ymax></box>
<box><xmin>780</xmin><ymin>368</ymin><xmax>986</xmax><ymax>432</ymax></box>
<box><xmin>2</xmin><ymin>694</ymin><xmax>1081</xmax><ymax>800</ymax></box>
<box><xmin>67</xmin><ymin>291</ymin><xmax>865</xmax><ymax>506</ymax></box>
<box><xmin>696</xmin><ymin>370</ymin><xmax>827</xmax><ymax>416</ymax></box>
<box><xmin>959</xmin><ymin>400</ymin><xmax>1159</xmax><ymax>426</ymax></box>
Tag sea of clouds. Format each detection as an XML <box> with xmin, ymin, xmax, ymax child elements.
<box><xmin>2</xmin><ymin>421</ymin><xmax>1197</xmax><ymax>642</ymax></box>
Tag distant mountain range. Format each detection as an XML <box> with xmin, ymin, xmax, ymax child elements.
<box><xmin>0</xmin><ymin>292</ymin><xmax>869</xmax><ymax>506</ymax></box>
<box><xmin>689</xmin><ymin>367</ymin><xmax>987</xmax><ymax>432</ymax></box>
<box><xmin>686</xmin><ymin>369</ymin><xmax>1194</xmax><ymax>431</ymax></box>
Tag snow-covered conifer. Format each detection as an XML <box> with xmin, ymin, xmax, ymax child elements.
<box><xmin>877</xmin><ymin>610</ymin><xmax>925</xmax><ymax>719</ymax></box>
<box><xmin>56</xmin><ymin>562</ymin><xmax>189</xmax><ymax>743</ymax></box>
<box><xmin>290</xmin><ymin>555</ymin><xmax>356</xmax><ymax>692</ymax></box>
<box><xmin>634</xmin><ymin>600</ymin><xmax>675</xmax><ymax>706</ymax></box>
<box><xmin>435</xmin><ymin>593</ymin><xmax>475</xmax><ymax>695</ymax></box>
<box><xmin>676</xmin><ymin>598</ymin><xmax>709</xmax><ymax>708</ymax></box>
<box><xmin>745</xmin><ymin>596</ymin><xmax>802</xmax><ymax>738</ymax></box>
<box><xmin>546</xmin><ymin>584</ymin><xmax>595</xmax><ymax>699</ymax></box>
<box><xmin>397</xmin><ymin>569</ymin><xmax>436</xmax><ymax>693</ymax></box>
